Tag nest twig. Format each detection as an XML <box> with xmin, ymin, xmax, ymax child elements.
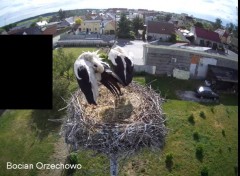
<box><xmin>62</xmin><ymin>81</ymin><xmax>167</xmax><ymax>159</ymax></box>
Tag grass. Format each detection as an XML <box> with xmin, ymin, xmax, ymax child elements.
<box><xmin>0</xmin><ymin>48</ymin><xmax>238</xmax><ymax>176</ymax></box>
<box><xmin>0</xmin><ymin>110</ymin><xmax>57</xmax><ymax>176</ymax></box>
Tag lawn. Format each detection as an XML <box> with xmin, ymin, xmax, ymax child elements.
<box><xmin>0</xmin><ymin>47</ymin><xmax>238</xmax><ymax>176</ymax></box>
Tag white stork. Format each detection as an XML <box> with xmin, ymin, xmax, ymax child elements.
<box><xmin>74</xmin><ymin>51</ymin><xmax>124</xmax><ymax>105</ymax></box>
<box><xmin>108</xmin><ymin>46</ymin><xmax>134</xmax><ymax>86</ymax></box>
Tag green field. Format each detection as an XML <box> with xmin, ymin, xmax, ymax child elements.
<box><xmin>0</xmin><ymin>47</ymin><xmax>238</xmax><ymax>176</ymax></box>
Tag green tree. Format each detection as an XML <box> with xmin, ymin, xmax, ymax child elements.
<box><xmin>203</xmin><ymin>22</ymin><xmax>213</xmax><ymax>31</ymax></box>
<box><xmin>117</xmin><ymin>13</ymin><xmax>132</xmax><ymax>39</ymax></box>
<box><xmin>58</xmin><ymin>9</ymin><xmax>66</xmax><ymax>21</ymax></box>
<box><xmin>37</xmin><ymin>16</ymin><xmax>43</xmax><ymax>22</ymax></box>
<box><xmin>30</xmin><ymin>22</ymin><xmax>37</xmax><ymax>27</ymax></box>
<box><xmin>165</xmin><ymin>14</ymin><xmax>172</xmax><ymax>22</ymax></box>
<box><xmin>75</xmin><ymin>17</ymin><xmax>82</xmax><ymax>25</ymax></box>
<box><xmin>194</xmin><ymin>21</ymin><xmax>204</xmax><ymax>28</ymax></box>
<box><xmin>169</xmin><ymin>33</ymin><xmax>176</xmax><ymax>43</ymax></box>
<box><xmin>213</xmin><ymin>18</ymin><xmax>222</xmax><ymax>30</ymax></box>
<box><xmin>132</xmin><ymin>15</ymin><xmax>144</xmax><ymax>36</ymax></box>
<box><xmin>226</xmin><ymin>22</ymin><xmax>234</xmax><ymax>33</ymax></box>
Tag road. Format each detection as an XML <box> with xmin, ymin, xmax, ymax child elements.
<box><xmin>116</xmin><ymin>39</ymin><xmax>146</xmax><ymax>65</ymax></box>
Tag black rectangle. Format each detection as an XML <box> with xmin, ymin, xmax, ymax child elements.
<box><xmin>0</xmin><ymin>35</ymin><xmax>52</xmax><ymax>109</ymax></box>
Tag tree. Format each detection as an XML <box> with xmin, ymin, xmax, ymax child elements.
<box><xmin>30</xmin><ymin>22</ymin><xmax>37</xmax><ymax>27</ymax></box>
<box><xmin>75</xmin><ymin>17</ymin><xmax>82</xmax><ymax>25</ymax></box>
<box><xmin>203</xmin><ymin>22</ymin><xmax>214</xmax><ymax>31</ymax></box>
<box><xmin>132</xmin><ymin>15</ymin><xmax>144</xmax><ymax>36</ymax></box>
<box><xmin>169</xmin><ymin>33</ymin><xmax>176</xmax><ymax>43</ymax></box>
<box><xmin>165</xmin><ymin>14</ymin><xmax>172</xmax><ymax>22</ymax></box>
<box><xmin>226</xmin><ymin>22</ymin><xmax>234</xmax><ymax>33</ymax></box>
<box><xmin>117</xmin><ymin>13</ymin><xmax>132</xmax><ymax>39</ymax></box>
<box><xmin>37</xmin><ymin>16</ymin><xmax>43</xmax><ymax>22</ymax></box>
<box><xmin>213</xmin><ymin>18</ymin><xmax>222</xmax><ymax>30</ymax></box>
<box><xmin>194</xmin><ymin>22</ymin><xmax>204</xmax><ymax>28</ymax></box>
<box><xmin>58</xmin><ymin>9</ymin><xmax>66</xmax><ymax>21</ymax></box>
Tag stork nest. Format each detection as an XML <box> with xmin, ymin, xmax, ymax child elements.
<box><xmin>62</xmin><ymin>81</ymin><xmax>167</xmax><ymax>158</ymax></box>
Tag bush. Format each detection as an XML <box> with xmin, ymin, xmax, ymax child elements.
<box><xmin>69</xmin><ymin>152</ymin><xmax>78</xmax><ymax>164</ymax></box>
<box><xmin>193</xmin><ymin>131</ymin><xmax>199</xmax><ymax>141</ymax></box>
<box><xmin>222</xmin><ymin>129</ymin><xmax>226</xmax><ymax>137</ymax></box>
<box><xmin>199</xmin><ymin>111</ymin><xmax>206</xmax><ymax>119</ymax></box>
<box><xmin>188</xmin><ymin>114</ymin><xmax>195</xmax><ymax>124</ymax></box>
<box><xmin>165</xmin><ymin>153</ymin><xmax>173</xmax><ymax>171</ymax></box>
<box><xmin>196</xmin><ymin>145</ymin><xmax>204</xmax><ymax>161</ymax></box>
<box><xmin>201</xmin><ymin>166</ymin><xmax>209</xmax><ymax>176</ymax></box>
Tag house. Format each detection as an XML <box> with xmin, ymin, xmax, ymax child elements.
<box><xmin>190</xmin><ymin>26</ymin><xmax>221</xmax><ymax>49</ymax></box>
<box><xmin>214</xmin><ymin>28</ymin><xmax>230</xmax><ymax>44</ymax></box>
<box><xmin>36</xmin><ymin>20</ymin><xmax>48</xmax><ymax>27</ymax></box>
<box><xmin>41</xmin><ymin>24</ymin><xmax>57</xmax><ymax>35</ymax></box>
<box><xmin>80</xmin><ymin>20</ymin><xmax>102</xmax><ymax>34</ymax></box>
<box><xmin>58</xmin><ymin>17</ymin><xmax>75</xmax><ymax>28</ymax></box>
<box><xmin>147</xmin><ymin>21</ymin><xmax>175</xmax><ymax>41</ymax></box>
<box><xmin>102</xmin><ymin>20</ymin><xmax>116</xmax><ymax>34</ymax></box>
<box><xmin>7</xmin><ymin>26</ymin><xmax>42</xmax><ymax>35</ymax></box>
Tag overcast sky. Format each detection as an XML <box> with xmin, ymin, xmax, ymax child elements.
<box><xmin>0</xmin><ymin>0</ymin><xmax>238</xmax><ymax>27</ymax></box>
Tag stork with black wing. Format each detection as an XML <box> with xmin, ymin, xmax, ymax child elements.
<box><xmin>74</xmin><ymin>48</ymin><xmax>134</xmax><ymax>105</ymax></box>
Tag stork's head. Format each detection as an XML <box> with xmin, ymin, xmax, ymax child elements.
<box><xmin>79</xmin><ymin>50</ymin><xmax>104</xmax><ymax>73</ymax></box>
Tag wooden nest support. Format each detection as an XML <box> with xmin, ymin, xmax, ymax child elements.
<box><xmin>62</xmin><ymin>81</ymin><xmax>167</xmax><ymax>158</ymax></box>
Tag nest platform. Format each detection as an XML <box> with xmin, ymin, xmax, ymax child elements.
<box><xmin>63</xmin><ymin>82</ymin><xmax>167</xmax><ymax>158</ymax></box>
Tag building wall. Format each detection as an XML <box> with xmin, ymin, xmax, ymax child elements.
<box><xmin>195</xmin><ymin>37</ymin><xmax>222</xmax><ymax>48</ymax></box>
<box><xmin>81</xmin><ymin>20</ymin><xmax>101</xmax><ymax>33</ymax></box>
<box><xmin>144</xmin><ymin>45</ymin><xmax>238</xmax><ymax>78</ymax></box>
<box><xmin>104</xmin><ymin>22</ymin><xmax>115</xmax><ymax>34</ymax></box>
<box><xmin>147</xmin><ymin>33</ymin><xmax>171</xmax><ymax>41</ymax></box>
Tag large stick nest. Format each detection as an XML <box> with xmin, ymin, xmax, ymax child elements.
<box><xmin>62</xmin><ymin>81</ymin><xmax>167</xmax><ymax>158</ymax></box>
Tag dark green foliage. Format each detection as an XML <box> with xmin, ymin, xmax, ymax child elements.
<box><xmin>234</xmin><ymin>165</ymin><xmax>238</xmax><ymax>176</ymax></box>
<box><xmin>168</xmin><ymin>34</ymin><xmax>176</xmax><ymax>43</ymax></box>
<box><xmin>210</xmin><ymin>107</ymin><xmax>214</xmax><ymax>113</ymax></box>
<box><xmin>193</xmin><ymin>131</ymin><xmax>199</xmax><ymax>141</ymax></box>
<box><xmin>117</xmin><ymin>13</ymin><xmax>132</xmax><ymax>39</ymax></box>
<box><xmin>132</xmin><ymin>15</ymin><xmax>144</xmax><ymax>36</ymax></box>
<box><xmin>67</xmin><ymin>152</ymin><xmax>79</xmax><ymax>175</ymax></box>
<box><xmin>165</xmin><ymin>153</ymin><xmax>173</xmax><ymax>172</ymax></box>
<box><xmin>222</xmin><ymin>129</ymin><xmax>226</xmax><ymax>137</ymax></box>
<box><xmin>58</xmin><ymin>8</ymin><xmax>66</xmax><ymax>21</ymax></box>
<box><xmin>228</xmin><ymin>147</ymin><xmax>232</xmax><ymax>152</ymax></box>
<box><xmin>196</xmin><ymin>145</ymin><xmax>204</xmax><ymax>161</ymax></box>
<box><xmin>165</xmin><ymin>14</ymin><xmax>172</xmax><ymax>22</ymax></box>
<box><xmin>201</xmin><ymin>166</ymin><xmax>209</xmax><ymax>176</ymax></box>
<box><xmin>188</xmin><ymin>114</ymin><xmax>195</xmax><ymax>125</ymax></box>
<box><xmin>195</xmin><ymin>22</ymin><xmax>204</xmax><ymax>28</ymax></box>
<box><xmin>213</xmin><ymin>18</ymin><xmax>222</xmax><ymax>30</ymax></box>
<box><xmin>199</xmin><ymin>111</ymin><xmax>206</xmax><ymax>119</ymax></box>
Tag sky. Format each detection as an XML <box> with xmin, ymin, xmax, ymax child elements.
<box><xmin>0</xmin><ymin>0</ymin><xmax>238</xmax><ymax>27</ymax></box>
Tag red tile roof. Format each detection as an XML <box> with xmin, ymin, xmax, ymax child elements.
<box><xmin>42</xmin><ymin>25</ymin><xmax>57</xmax><ymax>35</ymax></box>
<box><xmin>147</xmin><ymin>21</ymin><xmax>175</xmax><ymax>35</ymax></box>
<box><xmin>195</xmin><ymin>27</ymin><xmax>221</xmax><ymax>43</ymax></box>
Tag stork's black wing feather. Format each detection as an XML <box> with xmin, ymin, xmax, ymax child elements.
<box><xmin>124</xmin><ymin>57</ymin><xmax>134</xmax><ymax>85</ymax></box>
<box><xmin>76</xmin><ymin>66</ymin><xmax>97</xmax><ymax>105</ymax></box>
<box><xmin>100</xmin><ymin>70</ymin><xmax>122</xmax><ymax>97</ymax></box>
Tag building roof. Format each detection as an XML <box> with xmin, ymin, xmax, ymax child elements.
<box><xmin>8</xmin><ymin>27</ymin><xmax>42</xmax><ymax>35</ymax></box>
<box><xmin>195</xmin><ymin>27</ymin><xmax>221</xmax><ymax>43</ymax></box>
<box><xmin>214</xmin><ymin>28</ymin><xmax>229</xmax><ymax>38</ymax></box>
<box><xmin>147</xmin><ymin>21</ymin><xmax>175</xmax><ymax>35</ymax></box>
<box><xmin>42</xmin><ymin>25</ymin><xmax>57</xmax><ymax>35</ymax></box>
